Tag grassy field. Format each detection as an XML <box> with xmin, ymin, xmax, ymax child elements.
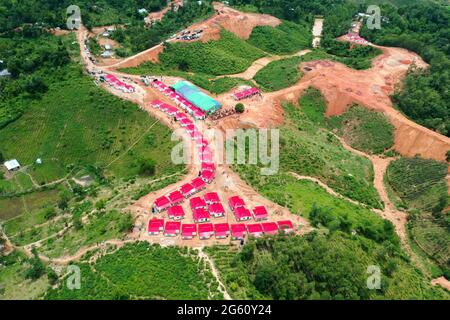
<box><xmin>385</xmin><ymin>157</ymin><xmax>448</xmax><ymax>212</ymax></box>
<box><xmin>327</xmin><ymin>105</ymin><xmax>395</xmax><ymax>155</ymax></box>
<box><xmin>0</xmin><ymin>188</ymin><xmax>62</xmax><ymax>221</ymax></box>
<box><xmin>385</xmin><ymin>157</ymin><xmax>449</xmax><ymax>277</ymax></box>
<box><xmin>37</xmin><ymin>210</ymin><xmax>131</xmax><ymax>259</ymax></box>
<box><xmin>0</xmin><ymin>64</ymin><xmax>180</xmax><ymax>186</ymax></box>
<box><xmin>45</xmin><ymin>242</ymin><xmax>222</xmax><ymax>300</ymax></box>
<box><xmin>0</xmin><ymin>251</ymin><xmax>50</xmax><ymax>300</ymax></box>
<box><xmin>248</xmin><ymin>21</ymin><xmax>311</xmax><ymax>55</ymax></box>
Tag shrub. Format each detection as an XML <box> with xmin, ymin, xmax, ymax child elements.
<box><xmin>235</xmin><ymin>103</ymin><xmax>245</xmax><ymax>113</ymax></box>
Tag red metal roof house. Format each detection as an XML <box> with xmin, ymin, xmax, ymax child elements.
<box><xmin>181</xmin><ymin>224</ymin><xmax>197</xmax><ymax>240</ymax></box>
<box><xmin>252</xmin><ymin>206</ymin><xmax>269</xmax><ymax>221</ymax></box>
<box><xmin>153</xmin><ymin>196</ymin><xmax>171</xmax><ymax>212</ymax></box>
<box><xmin>193</xmin><ymin>208</ymin><xmax>211</xmax><ymax>223</ymax></box>
<box><xmin>247</xmin><ymin>223</ymin><xmax>263</xmax><ymax>238</ymax></box>
<box><xmin>208</xmin><ymin>203</ymin><xmax>225</xmax><ymax>218</ymax></box>
<box><xmin>277</xmin><ymin>220</ymin><xmax>294</xmax><ymax>233</ymax></box>
<box><xmin>214</xmin><ymin>223</ymin><xmax>230</xmax><ymax>239</ymax></box>
<box><xmin>191</xmin><ymin>177</ymin><xmax>206</xmax><ymax>193</ymax></box>
<box><xmin>261</xmin><ymin>222</ymin><xmax>278</xmax><ymax>235</ymax></box>
<box><xmin>168</xmin><ymin>205</ymin><xmax>185</xmax><ymax>221</ymax></box>
<box><xmin>148</xmin><ymin>218</ymin><xmax>164</xmax><ymax>235</ymax></box>
<box><xmin>234</xmin><ymin>206</ymin><xmax>252</xmax><ymax>222</ymax></box>
<box><xmin>168</xmin><ymin>191</ymin><xmax>184</xmax><ymax>205</ymax></box>
<box><xmin>228</xmin><ymin>196</ymin><xmax>245</xmax><ymax>211</ymax></box>
<box><xmin>204</xmin><ymin>192</ymin><xmax>220</xmax><ymax>204</ymax></box>
<box><xmin>190</xmin><ymin>197</ymin><xmax>207</xmax><ymax>210</ymax></box>
<box><xmin>230</xmin><ymin>224</ymin><xmax>246</xmax><ymax>240</ymax></box>
<box><xmin>198</xmin><ymin>223</ymin><xmax>214</xmax><ymax>240</ymax></box>
<box><xmin>164</xmin><ymin>221</ymin><xmax>181</xmax><ymax>237</ymax></box>
<box><xmin>180</xmin><ymin>183</ymin><xmax>195</xmax><ymax>198</ymax></box>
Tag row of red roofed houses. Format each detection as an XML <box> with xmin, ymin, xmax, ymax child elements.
<box><xmin>151</xmin><ymin>80</ymin><xmax>206</xmax><ymax>120</ymax></box>
<box><xmin>101</xmin><ymin>74</ymin><xmax>135</xmax><ymax>93</ymax></box>
<box><xmin>343</xmin><ymin>32</ymin><xmax>371</xmax><ymax>45</ymax></box>
<box><xmin>150</xmin><ymin>100</ymin><xmax>216</xmax><ymax>213</ymax></box>
<box><xmin>148</xmin><ymin>218</ymin><xmax>295</xmax><ymax>240</ymax></box>
<box><xmin>232</xmin><ymin>87</ymin><xmax>260</xmax><ymax>101</ymax></box>
<box><xmin>228</xmin><ymin>195</ymin><xmax>268</xmax><ymax>222</ymax></box>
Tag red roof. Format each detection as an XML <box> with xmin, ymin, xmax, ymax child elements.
<box><xmin>229</xmin><ymin>196</ymin><xmax>245</xmax><ymax>209</ymax></box>
<box><xmin>191</xmin><ymin>177</ymin><xmax>206</xmax><ymax>191</ymax></box>
<box><xmin>252</xmin><ymin>206</ymin><xmax>268</xmax><ymax>219</ymax></box>
<box><xmin>168</xmin><ymin>205</ymin><xmax>185</xmax><ymax>218</ymax></box>
<box><xmin>208</xmin><ymin>203</ymin><xmax>225</xmax><ymax>215</ymax></box>
<box><xmin>164</xmin><ymin>221</ymin><xmax>181</xmax><ymax>234</ymax></box>
<box><xmin>201</xmin><ymin>170</ymin><xmax>215</xmax><ymax>183</ymax></box>
<box><xmin>246</xmin><ymin>223</ymin><xmax>263</xmax><ymax>234</ymax></box>
<box><xmin>186</xmin><ymin>124</ymin><xmax>196</xmax><ymax>133</ymax></box>
<box><xmin>261</xmin><ymin>222</ymin><xmax>278</xmax><ymax>235</ymax></box>
<box><xmin>148</xmin><ymin>218</ymin><xmax>164</xmax><ymax>233</ymax></box>
<box><xmin>277</xmin><ymin>220</ymin><xmax>294</xmax><ymax>230</ymax></box>
<box><xmin>214</xmin><ymin>223</ymin><xmax>230</xmax><ymax>236</ymax></box>
<box><xmin>193</xmin><ymin>208</ymin><xmax>211</xmax><ymax>222</ymax></box>
<box><xmin>181</xmin><ymin>224</ymin><xmax>197</xmax><ymax>237</ymax></box>
<box><xmin>180</xmin><ymin>118</ymin><xmax>193</xmax><ymax>126</ymax></box>
<box><xmin>168</xmin><ymin>191</ymin><xmax>184</xmax><ymax>204</ymax></box>
<box><xmin>154</xmin><ymin>196</ymin><xmax>170</xmax><ymax>209</ymax></box>
<box><xmin>235</xmin><ymin>206</ymin><xmax>251</xmax><ymax>220</ymax></box>
<box><xmin>204</xmin><ymin>192</ymin><xmax>220</xmax><ymax>204</ymax></box>
<box><xmin>230</xmin><ymin>224</ymin><xmax>246</xmax><ymax>238</ymax></box>
<box><xmin>233</xmin><ymin>87</ymin><xmax>260</xmax><ymax>100</ymax></box>
<box><xmin>201</xmin><ymin>162</ymin><xmax>216</xmax><ymax>172</ymax></box>
<box><xmin>198</xmin><ymin>223</ymin><xmax>214</xmax><ymax>235</ymax></box>
<box><xmin>180</xmin><ymin>183</ymin><xmax>195</xmax><ymax>197</ymax></box>
<box><xmin>190</xmin><ymin>197</ymin><xmax>206</xmax><ymax>210</ymax></box>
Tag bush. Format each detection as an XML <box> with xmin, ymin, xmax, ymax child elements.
<box><xmin>235</xmin><ymin>103</ymin><xmax>245</xmax><ymax>113</ymax></box>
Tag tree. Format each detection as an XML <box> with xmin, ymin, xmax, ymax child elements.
<box><xmin>235</xmin><ymin>103</ymin><xmax>245</xmax><ymax>114</ymax></box>
<box><xmin>0</xmin><ymin>150</ymin><xmax>4</xmax><ymax>163</ymax></box>
<box><xmin>138</xmin><ymin>158</ymin><xmax>156</xmax><ymax>176</ymax></box>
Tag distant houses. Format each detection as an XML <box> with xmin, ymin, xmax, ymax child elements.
<box><xmin>4</xmin><ymin>159</ymin><xmax>20</xmax><ymax>172</ymax></box>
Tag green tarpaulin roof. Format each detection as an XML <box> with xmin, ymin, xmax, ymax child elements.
<box><xmin>172</xmin><ymin>81</ymin><xmax>222</xmax><ymax>113</ymax></box>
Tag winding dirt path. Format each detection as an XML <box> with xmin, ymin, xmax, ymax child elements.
<box><xmin>197</xmin><ymin>247</ymin><xmax>232</xmax><ymax>300</ymax></box>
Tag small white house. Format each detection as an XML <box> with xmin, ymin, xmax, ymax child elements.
<box><xmin>138</xmin><ymin>8</ymin><xmax>148</xmax><ymax>15</ymax></box>
<box><xmin>4</xmin><ymin>159</ymin><xmax>20</xmax><ymax>171</ymax></box>
<box><xmin>101</xmin><ymin>51</ymin><xmax>113</xmax><ymax>58</ymax></box>
<box><xmin>104</xmin><ymin>44</ymin><xmax>112</xmax><ymax>51</ymax></box>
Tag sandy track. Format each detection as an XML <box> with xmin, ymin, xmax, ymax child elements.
<box><xmin>197</xmin><ymin>247</ymin><xmax>232</xmax><ymax>300</ymax></box>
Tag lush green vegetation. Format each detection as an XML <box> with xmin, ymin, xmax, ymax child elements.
<box><xmin>248</xmin><ymin>21</ymin><xmax>311</xmax><ymax>54</ymax></box>
<box><xmin>0</xmin><ymin>0</ymin><xmax>168</xmax><ymax>32</ymax></box>
<box><xmin>361</xmin><ymin>2</ymin><xmax>450</xmax><ymax>136</ymax></box>
<box><xmin>0</xmin><ymin>251</ymin><xmax>50</xmax><ymax>299</ymax></box>
<box><xmin>385</xmin><ymin>157</ymin><xmax>449</xmax><ymax>278</ymax></box>
<box><xmin>0</xmin><ymin>188</ymin><xmax>62</xmax><ymax>220</ymax></box>
<box><xmin>36</xmin><ymin>210</ymin><xmax>132</xmax><ymax>258</ymax></box>
<box><xmin>157</xmin><ymin>30</ymin><xmax>265</xmax><ymax>76</ymax></box>
<box><xmin>386</xmin><ymin>158</ymin><xmax>448</xmax><ymax>213</ymax></box>
<box><xmin>0</xmin><ymin>34</ymin><xmax>181</xmax><ymax>189</ymax></box>
<box><xmin>206</xmin><ymin>233</ymin><xmax>448</xmax><ymax>300</ymax></box>
<box><xmin>111</xmin><ymin>1</ymin><xmax>214</xmax><ymax>55</ymax></box>
<box><xmin>45</xmin><ymin>242</ymin><xmax>222</xmax><ymax>299</ymax></box>
<box><xmin>254</xmin><ymin>56</ymin><xmax>302</xmax><ymax>91</ymax></box>
<box><xmin>327</xmin><ymin>105</ymin><xmax>394</xmax><ymax>154</ymax></box>
<box><xmin>321</xmin><ymin>38</ymin><xmax>382</xmax><ymax>70</ymax></box>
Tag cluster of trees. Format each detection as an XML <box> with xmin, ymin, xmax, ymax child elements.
<box><xmin>0</xmin><ymin>0</ymin><xmax>168</xmax><ymax>33</ymax></box>
<box><xmin>111</xmin><ymin>1</ymin><xmax>214</xmax><ymax>55</ymax></box>
<box><xmin>361</xmin><ymin>2</ymin><xmax>449</xmax><ymax>136</ymax></box>
<box><xmin>236</xmin><ymin>232</ymin><xmax>407</xmax><ymax>300</ymax></box>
